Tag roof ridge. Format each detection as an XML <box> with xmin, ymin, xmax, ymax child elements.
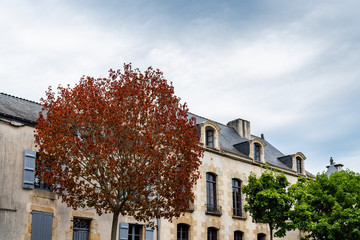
<box><xmin>0</xmin><ymin>92</ymin><xmax>42</xmax><ymax>105</ymax></box>
<box><xmin>188</xmin><ymin>112</ymin><xmax>228</xmax><ymax>127</ymax></box>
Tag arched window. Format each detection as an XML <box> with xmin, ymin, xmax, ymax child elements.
<box><xmin>232</xmin><ymin>179</ymin><xmax>242</xmax><ymax>217</ymax></box>
<box><xmin>257</xmin><ymin>233</ymin><xmax>266</xmax><ymax>240</ymax></box>
<box><xmin>207</xmin><ymin>227</ymin><xmax>218</xmax><ymax>240</ymax></box>
<box><xmin>234</xmin><ymin>231</ymin><xmax>244</xmax><ymax>240</ymax></box>
<box><xmin>206</xmin><ymin>173</ymin><xmax>217</xmax><ymax>212</ymax></box>
<box><xmin>296</xmin><ymin>157</ymin><xmax>302</xmax><ymax>173</ymax></box>
<box><xmin>254</xmin><ymin>143</ymin><xmax>261</xmax><ymax>161</ymax></box>
<box><xmin>177</xmin><ymin>224</ymin><xmax>189</xmax><ymax>240</ymax></box>
<box><xmin>206</xmin><ymin>127</ymin><xmax>215</xmax><ymax>148</ymax></box>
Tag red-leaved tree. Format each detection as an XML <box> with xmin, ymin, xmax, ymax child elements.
<box><xmin>35</xmin><ymin>64</ymin><xmax>203</xmax><ymax>240</ymax></box>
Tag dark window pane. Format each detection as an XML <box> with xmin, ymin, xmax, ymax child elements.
<box><xmin>207</xmin><ymin>227</ymin><xmax>217</xmax><ymax>240</ymax></box>
<box><xmin>297</xmin><ymin>158</ymin><xmax>302</xmax><ymax>173</ymax></box>
<box><xmin>206</xmin><ymin>127</ymin><xmax>214</xmax><ymax>148</ymax></box>
<box><xmin>257</xmin><ymin>233</ymin><xmax>266</xmax><ymax>240</ymax></box>
<box><xmin>254</xmin><ymin>143</ymin><xmax>260</xmax><ymax>161</ymax></box>
<box><xmin>234</xmin><ymin>231</ymin><xmax>243</xmax><ymax>240</ymax></box>
<box><xmin>232</xmin><ymin>179</ymin><xmax>242</xmax><ymax>216</ymax></box>
<box><xmin>177</xmin><ymin>224</ymin><xmax>189</xmax><ymax>240</ymax></box>
<box><xmin>206</xmin><ymin>173</ymin><xmax>217</xmax><ymax>211</ymax></box>
<box><xmin>128</xmin><ymin>224</ymin><xmax>142</xmax><ymax>240</ymax></box>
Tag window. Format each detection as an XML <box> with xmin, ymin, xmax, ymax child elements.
<box><xmin>206</xmin><ymin>127</ymin><xmax>214</xmax><ymax>148</ymax></box>
<box><xmin>73</xmin><ymin>218</ymin><xmax>91</xmax><ymax>240</ymax></box>
<box><xmin>257</xmin><ymin>233</ymin><xmax>266</xmax><ymax>240</ymax></box>
<box><xmin>254</xmin><ymin>143</ymin><xmax>261</xmax><ymax>161</ymax></box>
<box><xmin>128</xmin><ymin>224</ymin><xmax>142</xmax><ymax>240</ymax></box>
<box><xmin>35</xmin><ymin>153</ymin><xmax>53</xmax><ymax>191</ymax></box>
<box><xmin>207</xmin><ymin>227</ymin><xmax>218</xmax><ymax>240</ymax></box>
<box><xmin>206</xmin><ymin>173</ymin><xmax>217</xmax><ymax>212</ymax></box>
<box><xmin>119</xmin><ymin>223</ymin><xmax>153</xmax><ymax>240</ymax></box>
<box><xmin>296</xmin><ymin>157</ymin><xmax>302</xmax><ymax>173</ymax></box>
<box><xmin>22</xmin><ymin>150</ymin><xmax>53</xmax><ymax>191</ymax></box>
<box><xmin>31</xmin><ymin>211</ymin><xmax>53</xmax><ymax>240</ymax></box>
<box><xmin>177</xmin><ymin>224</ymin><xmax>189</xmax><ymax>240</ymax></box>
<box><xmin>234</xmin><ymin>231</ymin><xmax>243</xmax><ymax>240</ymax></box>
<box><xmin>232</xmin><ymin>179</ymin><xmax>242</xmax><ymax>216</ymax></box>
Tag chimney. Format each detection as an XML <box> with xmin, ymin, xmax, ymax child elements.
<box><xmin>227</xmin><ymin>118</ymin><xmax>251</xmax><ymax>139</ymax></box>
<box><xmin>261</xmin><ymin>134</ymin><xmax>265</xmax><ymax>140</ymax></box>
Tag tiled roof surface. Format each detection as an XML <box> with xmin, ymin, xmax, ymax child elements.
<box><xmin>0</xmin><ymin>93</ymin><xmax>42</xmax><ymax>124</ymax></box>
<box><xmin>0</xmin><ymin>93</ymin><xmax>306</xmax><ymax>173</ymax></box>
<box><xmin>189</xmin><ymin>112</ymin><xmax>300</xmax><ymax>173</ymax></box>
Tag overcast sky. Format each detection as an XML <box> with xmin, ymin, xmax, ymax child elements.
<box><xmin>1</xmin><ymin>0</ymin><xmax>359</xmax><ymax>174</ymax></box>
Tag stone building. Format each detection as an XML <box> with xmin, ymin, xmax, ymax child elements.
<box><xmin>0</xmin><ymin>92</ymin><xmax>309</xmax><ymax>240</ymax></box>
<box><xmin>325</xmin><ymin>157</ymin><xmax>344</xmax><ymax>176</ymax></box>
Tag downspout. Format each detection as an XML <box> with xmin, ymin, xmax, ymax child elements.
<box><xmin>157</xmin><ymin>218</ymin><xmax>160</xmax><ymax>240</ymax></box>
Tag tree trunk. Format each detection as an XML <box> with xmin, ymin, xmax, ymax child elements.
<box><xmin>111</xmin><ymin>210</ymin><xmax>120</xmax><ymax>240</ymax></box>
<box><xmin>269</xmin><ymin>226</ymin><xmax>273</xmax><ymax>240</ymax></box>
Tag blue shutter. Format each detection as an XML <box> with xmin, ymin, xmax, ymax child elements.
<box><xmin>31</xmin><ymin>211</ymin><xmax>53</xmax><ymax>240</ymax></box>
<box><xmin>119</xmin><ymin>222</ymin><xmax>129</xmax><ymax>240</ymax></box>
<box><xmin>23</xmin><ymin>150</ymin><xmax>36</xmax><ymax>189</ymax></box>
<box><xmin>145</xmin><ymin>226</ymin><xmax>154</xmax><ymax>240</ymax></box>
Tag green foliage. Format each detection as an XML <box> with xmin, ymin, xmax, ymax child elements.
<box><xmin>242</xmin><ymin>170</ymin><xmax>293</xmax><ymax>240</ymax></box>
<box><xmin>289</xmin><ymin>170</ymin><xmax>360</xmax><ymax>240</ymax></box>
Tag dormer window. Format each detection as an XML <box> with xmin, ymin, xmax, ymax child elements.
<box><xmin>292</xmin><ymin>152</ymin><xmax>306</xmax><ymax>174</ymax></box>
<box><xmin>254</xmin><ymin>143</ymin><xmax>261</xmax><ymax>162</ymax></box>
<box><xmin>296</xmin><ymin>157</ymin><xmax>302</xmax><ymax>173</ymax></box>
<box><xmin>206</xmin><ymin>127</ymin><xmax>215</xmax><ymax>148</ymax></box>
<box><xmin>200</xmin><ymin>121</ymin><xmax>220</xmax><ymax>149</ymax></box>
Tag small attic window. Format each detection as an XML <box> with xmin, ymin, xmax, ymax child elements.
<box><xmin>296</xmin><ymin>157</ymin><xmax>302</xmax><ymax>173</ymax></box>
<box><xmin>254</xmin><ymin>143</ymin><xmax>261</xmax><ymax>162</ymax></box>
<box><xmin>206</xmin><ymin>127</ymin><xmax>214</xmax><ymax>148</ymax></box>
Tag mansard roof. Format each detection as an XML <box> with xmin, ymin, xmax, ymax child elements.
<box><xmin>0</xmin><ymin>92</ymin><xmax>309</xmax><ymax>174</ymax></box>
<box><xmin>0</xmin><ymin>93</ymin><xmax>42</xmax><ymax>126</ymax></box>
<box><xmin>189</xmin><ymin>113</ymin><xmax>309</xmax><ymax>174</ymax></box>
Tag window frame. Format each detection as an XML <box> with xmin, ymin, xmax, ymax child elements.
<box><xmin>128</xmin><ymin>224</ymin><xmax>142</xmax><ymax>240</ymax></box>
<box><xmin>254</xmin><ymin>143</ymin><xmax>261</xmax><ymax>162</ymax></box>
<box><xmin>207</xmin><ymin>227</ymin><xmax>218</xmax><ymax>240</ymax></box>
<box><xmin>34</xmin><ymin>153</ymin><xmax>53</xmax><ymax>191</ymax></box>
<box><xmin>232</xmin><ymin>179</ymin><xmax>242</xmax><ymax>217</ymax></box>
<box><xmin>296</xmin><ymin>157</ymin><xmax>302</xmax><ymax>173</ymax></box>
<box><xmin>205</xmin><ymin>127</ymin><xmax>215</xmax><ymax>148</ymax></box>
<box><xmin>177</xmin><ymin>223</ymin><xmax>189</xmax><ymax>240</ymax></box>
<box><xmin>234</xmin><ymin>231</ymin><xmax>244</xmax><ymax>240</ymax></box>
<box><xmin>73</xmin><ymin>217</ymin><xmax>91</xmax><ymax>240</ymax></box>
<box><xmin>206</xmin><ymin>173</ymin><xmax>217</xmax><ymax>212</ymax></box>
<box><xmin>257</xmin><ymin>233</ymin><xmax>266</xmax><ymax>240</ymax></box>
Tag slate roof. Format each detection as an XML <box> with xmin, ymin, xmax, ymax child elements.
<box><xmin>189</xmin><ymin>113</ymin><xmax>303</xmax><ymax>173</ymax></box>
<box><xmin>0</xmin><ymin>93</ymin><xmax>306</xmax><ymax>173</ymax></box>
<box><xmin>0</xmin><ymin>93</ymin><xmax>42</xmax><ymax>125</ymax></box>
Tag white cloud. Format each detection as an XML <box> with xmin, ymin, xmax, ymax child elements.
<box><xmin>0</xmin><ymin>0</ymin><xmax>360</xmax><ymax>174</ymax></box>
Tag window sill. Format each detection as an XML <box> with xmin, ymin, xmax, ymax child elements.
<box><xmin>34</xmin><ymin>189</ymin><xmax>56</xmax><ymax>200</ymax></box>
<box><xmin>205</xmin><ymin>205</ymin><xmax>222</xmax><ymax>216</ymax></box>
<box><xmin>205</xmin><ymin>211</ymin><xmax>222</xmax><ymax>217</ymax></box>
<box><xmin>232</xmin><ymin>215</ymin><xmax>247</xmax><ymax>220</ymax></box>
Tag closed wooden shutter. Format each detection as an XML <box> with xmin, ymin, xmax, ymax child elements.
<box><xmin>23</xmin><ymin>150</ymin><xmax>36</xmax><ymax>189</ymax></box>
<box><xmin>73</xmin><ymin>218</ymin><xmax>90</xmax><ymax>240</ymax></box>
<box><xmin>119</xmin><ymin>222</ymin><xmax>129</xmax><ymax>240</ymax></box>
<box><xmin>31</xmin><ymin>211</ymin><xmax>53</xmax><ymax>240</ymax></box>
<box><xmin>145</xmin><ymin>226</ymin><xmax>154</xmax><ymax>240</ymax></box>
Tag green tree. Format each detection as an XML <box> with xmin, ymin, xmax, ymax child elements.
<box><xmin>289</xmin><ymin>170</ymin><xmax>360</xmax><ymax>240</ymax></box>
<box><xmin>242</xmin><ymin>170</ymin><xmax>293</xmax><ymax>240</ymax></box>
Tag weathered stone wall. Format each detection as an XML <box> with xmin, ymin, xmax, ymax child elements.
<box><xmin>0</xmin><ymin>119</ymin><xmax>302</xmax><ymax>240</ymax></box>
<box><xmin>159</xmin><ymin>150</ymin><xmax>302</xmax><ymax>240</ymax></box>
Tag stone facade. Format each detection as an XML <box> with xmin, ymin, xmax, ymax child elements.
<box><xmin>0</xmin><ymin>93</ymin><xmax>308</xmax><ymax>240</ymax></box>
